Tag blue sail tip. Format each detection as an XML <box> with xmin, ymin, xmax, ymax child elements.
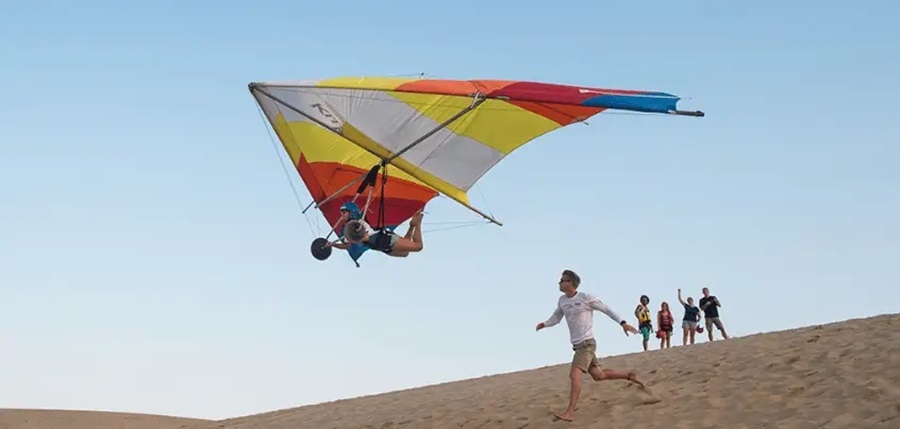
<box><xmin>582</xmin><ymin>93</ymin><xmax>680</xmax><ymax>114</ymax></box>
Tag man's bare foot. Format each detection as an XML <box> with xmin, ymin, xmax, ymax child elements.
<box><xmin>553</xmin><ymin>411</ymin><xmax>574</xmax><ymax>422</ymax></box>
<box><xmin>627</xmin><ymin>372</ymin><xmax>646</xmax><ymax>389</ymax></box>
<box><xmin>409</xmin><ymin>210</ymin><xmax>424</xmax><ymax>228</ymax></box>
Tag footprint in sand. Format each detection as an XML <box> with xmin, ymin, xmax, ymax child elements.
<box><xmin>642</xmin><ymin>396</ymin><xmax>662</xmax><ymax>405</ymax></box>
<box><xmin>637</xmin><ymin>388</ymin><xmax>662</xmax><ymax>405</ymax></box>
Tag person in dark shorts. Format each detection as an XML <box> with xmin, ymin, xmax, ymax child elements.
<box><xmin>677</xmin><ymin>288</ymin><xmax>701</xmax><ymax>345</ymax></box>
<box><xmin>656</xmin><ymin>301</ymin><xmax>674</xmax><ymax>349</ymax></box>
<box><xmin>698</xmin><ymin>287</ymin><xmax>729</xmax><ymax>341</ymax></box>
<box><xmin>331</xmin><ymin>209</ymin><xmax>425</xmax><ymax>257</ymax></box>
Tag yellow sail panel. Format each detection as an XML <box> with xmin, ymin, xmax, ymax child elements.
<box><xmin>388</xmin><ymin>92</ymin><xmax>564</xmax><ymax>155</ymax></box>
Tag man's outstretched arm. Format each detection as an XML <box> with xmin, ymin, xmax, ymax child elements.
<box><xmin>589</xmin><ymin>298</ymin><xmax>639</xmax><ymax>335</ymax></box>
<box><xmin>588</xmin><ymin>299</ymin><xmax>626</xmax><ymax>325</ymax></box>
<box><xmin>536</xmin><ymin>305</ymin><xmax>563</xmax><ymax>331</ymax></box>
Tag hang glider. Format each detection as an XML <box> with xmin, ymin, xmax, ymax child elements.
<box><xmin>248</xmin><ymin>76</ymin><xmax>704</xmax><ymax>267</ymax></box>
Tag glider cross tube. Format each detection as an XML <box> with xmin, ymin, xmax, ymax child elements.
<box><xmin>383</xmin><ymin>93</ymin><xmax>486</xmax><ymax>165</ymax></box>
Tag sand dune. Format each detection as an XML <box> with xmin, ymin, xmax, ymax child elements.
<box><xmin>0</xmin><ymin>409</ymin><xmax>208</xmax><ymax>429</ymax></box>
<box><xmin>5</xmin><ymin>313</ymin><xmax>899</xmax><ymax>428</ymax></box>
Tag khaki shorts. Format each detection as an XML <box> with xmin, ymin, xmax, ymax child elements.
<box><xmin>705</xmin><ymin>316</ymin><xmax>724</xmax><ymax>331</ymax></box>
<box><xmin>571</xmin><ymin>338</ymin><xmax>601</xmax><ymax>372</ymax></box>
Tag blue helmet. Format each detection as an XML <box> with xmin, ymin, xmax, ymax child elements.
<box><xmin>339</xmin><ymin>201</ymin><xmax>363</xmax><ymax>220</ymax></box>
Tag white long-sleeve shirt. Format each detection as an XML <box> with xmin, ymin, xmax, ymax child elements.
<box><xmin>543</xmin><ymin>291</ymin><xmax>625</xmax><ymax>345</ymax></box>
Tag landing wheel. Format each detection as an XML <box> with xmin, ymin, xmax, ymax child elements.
<box><xmin>310</xmin><ymin>237</ymin><xmax>332</xmax><ymax>261</ymax></box>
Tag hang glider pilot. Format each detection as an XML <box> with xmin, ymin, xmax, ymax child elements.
<box><xmin>328</xmin><ymin>203</ymin><xmax>426</xmax><ymax>257</ymax></box>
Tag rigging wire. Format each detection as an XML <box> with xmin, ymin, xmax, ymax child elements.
<box><xmin>254</xmin><ymin>103</ymin><xmax>321</xmax><ymax>236</ymax></box>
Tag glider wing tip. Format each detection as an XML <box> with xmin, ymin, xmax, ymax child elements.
<box><xmin>672</xmin><ymin>109</ymin><xmax>705</xmax><ymax>117</ymax></box>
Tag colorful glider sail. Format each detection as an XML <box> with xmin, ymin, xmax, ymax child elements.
<box><xmin>249</xmin><ymin>76</ymin><xmax>703</xmax><ymax>266</ymax></box>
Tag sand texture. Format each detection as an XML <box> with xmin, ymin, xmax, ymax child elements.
<box><xmin>4</xmin><ymin>313</ymin><xmax>899</xmax><ymax>429</ymax></box>
<box><xmin>0</xmin><ymin>409</ymin><xmax>208</xmax><ymax>429</ymax></box>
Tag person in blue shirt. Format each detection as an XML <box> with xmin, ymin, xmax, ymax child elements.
<box><xmin>677</xmin><ymin>288</ymin><xmax>702</xmax><ymax>345</ymax></box>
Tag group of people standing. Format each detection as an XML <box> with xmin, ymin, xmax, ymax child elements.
<box><xmin>633</xmin><ymin>287</ymin><xmax>729</xmax><ymax>351</ymax></box>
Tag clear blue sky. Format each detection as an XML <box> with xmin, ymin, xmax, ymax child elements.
<box><xmin>2</xmin><ymin>0</ymin><xmax>898</xmax><ymax>421</ymax></box>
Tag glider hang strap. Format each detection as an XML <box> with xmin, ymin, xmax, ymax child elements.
<box><xmin>322</xmin><ymin>165</ymin><xmax>379</xmax><ymax>243</ymax></box>
<box><xmin>352</xmin><ymin>161</ymin><xmax>387</xmax><ymax>232</ymax></box>
<box><xmin>376</xmin><ymin>162</ymin><xmax>388</xmax><ymax>231</ymax></box>
<box><xmin>360</xmin><ymin>184</ymin><xmax>377</xmax><ymax>220</ymax></box>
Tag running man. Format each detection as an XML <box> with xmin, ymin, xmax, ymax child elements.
<box><xmin>535</xmin><ymin>269</ymin><xmax>645</xmax><ymax>422</ymax></box>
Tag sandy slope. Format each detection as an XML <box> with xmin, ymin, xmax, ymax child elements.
<box><xmin>197</xmin><ymin>313</ymin><xmax>900</xmax><ymax>429</ymax></box>
<box><xmin>5</xmin><ymin>313</ymin><xmax>899</xmax><ymax>429</ymax></box>
<box><xmin>0</xmin><ymin>409</ymin><xmax>208</xmax><ymax>429</ymax></box>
